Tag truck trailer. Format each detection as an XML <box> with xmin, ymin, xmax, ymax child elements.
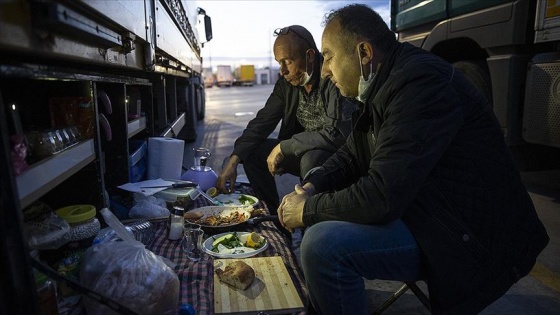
<box><xmin>216</xmin><ymin>65</ymin><xmax>234</xmax><ymax>87</ymax></box>
<box><xmin>0</xmin><ymin>0</ymin><xmax>212</xmax><ymax>312</ymax></box>
<box><xmin>234</xmin><ymin>64</ymin><xmax>256</xmax><ymax>86</ymax></box>
<box><xmin>203</xmin><ymin>67</ymin><xmax>215</xmax><ymax>88</ymax></box>
<box><xmin>391</xmin><ymin>0</ymin><xmax>560</xmax><ymax>167</ymax></box>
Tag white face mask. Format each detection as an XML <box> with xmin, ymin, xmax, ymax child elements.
<box><xmin>300</xmin><ymin>49</ymin><xmax>313</xmax><ymax>86</ymax></box>
<box><xmin>356</xmin><ymin>44</ymin><xmax>375</xmax><ymax>103</ymax></box>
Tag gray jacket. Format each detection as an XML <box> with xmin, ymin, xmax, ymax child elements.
<box><xmin>232</xmin><ymin>76</ymin><xmax>355</xmax><ymax>162</ymax></box>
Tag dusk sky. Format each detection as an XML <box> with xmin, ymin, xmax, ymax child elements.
<box><xmin>193</xmin><ymin>1</ymin><xmax>392</xmax><ymax>70</ymax></box>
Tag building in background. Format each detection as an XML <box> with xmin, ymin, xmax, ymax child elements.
<box><xmin>255</xmin><ymin>67</ymin><xmax>279</xmax><ymax>85</ymax></box>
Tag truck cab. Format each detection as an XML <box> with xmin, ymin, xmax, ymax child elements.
<box><xmin>391</xmin><ymin>0</ymin><xmax>560</xmax><ymax>164</ymax></box>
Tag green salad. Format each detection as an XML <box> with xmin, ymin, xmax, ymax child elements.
<box><xmin>238</xmin><ymin>194</ymin><xmax>255</xmax><ymax>205</ymax></box>
<box><xmin>210</xmin><ymin>232</ymin><xmax>265</xmax><ymax>253</ymax></box>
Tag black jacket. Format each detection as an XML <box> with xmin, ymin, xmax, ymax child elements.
<box><xmin>303</xmin><ymin>42</ymin><xmax>549</xmax><ymax>314</ymax></box>
<box><xmin>231</xmin><ymin>77</ymin><xmax>354</xmax><ymax>162</ymax></box>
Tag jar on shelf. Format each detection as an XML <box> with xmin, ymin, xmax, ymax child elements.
<box><xmin>34</xmin><ymin>270</ymin><xmax>60</xmax><ymax>315</ymax></box>
<box><xmin>55</xmin><ymin>205</ymin><xmax>100</xmax><ymax>242</ymax></box>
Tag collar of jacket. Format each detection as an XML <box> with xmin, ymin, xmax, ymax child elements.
<box><xmin>362</xmin><ymin>41</ymin><xmax>402</xmax><ymax>105</ymax></box>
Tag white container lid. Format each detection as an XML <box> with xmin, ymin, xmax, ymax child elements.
<box><xmin>154</xmin><ymin>187</ymin><xmax>200</xmax><ymax>202</ymax></box>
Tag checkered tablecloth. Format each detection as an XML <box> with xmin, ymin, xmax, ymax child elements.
<box><xmin>147</xmin><ymin>185</ymin><xmax>307</xmax><ymax>314</ymax></box>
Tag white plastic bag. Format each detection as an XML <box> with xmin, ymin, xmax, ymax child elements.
<box><xmin>80</xmin><ymin>241</ymin><xmax>179</xmax><ymax>315</ymax></box>
<box><xmin>129</xmin><ymin>193</ymin><xmax>169</xmax><ymax>218</ymax></box>
<box><xmin>24</xmin><ymin>212</ymin><xmax>71</xmax><ymax>250</ymax></box>
<box><xmin>80</xmin><ymin>209</ymin><xmax>179</xmax><ymax>315</ymax></box>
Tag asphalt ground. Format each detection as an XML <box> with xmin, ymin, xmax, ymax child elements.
<box><xmin>184</xmin><ymin>84</ymin><xmax>560</xmax><ymax>314</ymax></box>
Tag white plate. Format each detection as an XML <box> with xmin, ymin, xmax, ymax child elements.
<box><xmin>214</xmin><ymin>193</ymin><xmax>259</xmax><ymax>206</ymax></box>
<box><xmin>186</xmin><ymin>206</ymin><xmax>251</xmax><ymax>228</ymax></box>
<box><xmin>202</xmin><ymin>232</ymin><xmax>268</xmax><ymax>258</ymax></box>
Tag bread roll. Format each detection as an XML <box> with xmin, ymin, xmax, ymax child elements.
<box><xmin>216</xmin><ymin>260</ymin><xmax>255</xmax><ymax>290</ymax></box>
<box><xmin>184</xmin><ymin>211</ymin><xmax>203</xmax><ymax>220</ymax></box>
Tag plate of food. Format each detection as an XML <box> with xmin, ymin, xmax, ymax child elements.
<box><xmin>214</xmin><ymin>193</ymin><xmax>259</xmax><ymax>207</ymax></box>
<box><xmin>184</xmin><ymin>206</ymin><xmax>251</xmax><ymax>228</ymax></box>
<box><xmin>202</xmin><ymin>231</ymin><xmax>268</xmax><ymax>258</ymax></box>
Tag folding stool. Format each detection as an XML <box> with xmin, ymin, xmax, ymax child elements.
<box><xmin>372</xmin><ymin>281</ymin><xmax>431</xmax><ymax>314</ymax></box>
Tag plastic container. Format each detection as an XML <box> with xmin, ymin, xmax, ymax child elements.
<box><xmin>179</xmin><ymin>303</ymin><xmax>195</xmax><ymax>315</ymax></box>
<box><xmin>100</xmin><ymin>208</ymin><xmax>136</xmax><ymax>242</ymax></box>
<box><xmin>129</xmin><ymin>140</ymin><xmax>148</xmax><ymax>183</ymax></box>
<box><xmin>155</xmin><ymin>187</ymin><xmax>199</xmax><ymax>210</ymax></box>
<box><xmin>92</xmin><ymin>220</ymin><xmax>155</xmax><ymax>245</ymax></box>
<box><xmin>128</xmin><ymin>220</ymin><xmax>155</xmax><ymax>245</ymax></box>
<box><xmin>168</xmin><ymin>207</ymin><xmax>185</xmax><ymax>241</ymax></box>
<box><xmin>35</xmin><ymin>271</ymin><xmax>60</xmax><ymax>315</ymax></box>
<box><xmin>55</xmin><ymin>205</ymin><xmax>100</xmax><ymax>241</ymax></box>
<box><xmin>55</xmin><ymin>205</ymin><xmax>95</xmax><ymax>223</ymax></box>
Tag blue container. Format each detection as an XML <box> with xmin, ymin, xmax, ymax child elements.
<box><xmin>129</xmin><ymin>140</ymin><xmax>147</xmax><ymax>182</ymax></box>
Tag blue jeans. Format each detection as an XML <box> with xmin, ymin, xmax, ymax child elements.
<box><xmin>300</xmin><ymin>220</ymin><xmax>425</xmax><ymax>315</ymax></box>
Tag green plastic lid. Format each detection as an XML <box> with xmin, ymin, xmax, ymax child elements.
<box><xmin>34</xmin><ymin>270</ymin><xmax>48</xmax><ymax>286</ymax></box>
<box><xmin>55</xmin><ymin>204</ymin><xmax>96</xmax><ymax>224</ymax></box>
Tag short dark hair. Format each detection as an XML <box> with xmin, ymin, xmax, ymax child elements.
<box><xmin>322</xmin><ymin>4</ymin><xmax>396</xmax><ymax>53</ymax></box>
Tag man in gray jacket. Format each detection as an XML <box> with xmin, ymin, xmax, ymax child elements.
<box><xmin>217</xmin><ymin>25</ymin><xmax>354</xmax><ymax>213</ymax></box>
<box><xmin>278</xmin><ymin>4</ymin><xmax>549</xmax><ymax>314</ymax></box>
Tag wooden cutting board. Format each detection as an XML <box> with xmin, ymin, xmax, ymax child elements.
<box><xmin>214</xmin><ymin>256</ymin><xmax>304</xmax><ymax>314</ymax></box>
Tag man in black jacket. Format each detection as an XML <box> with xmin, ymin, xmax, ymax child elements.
<box><xmin>216</xmin><ymin>25</ymin><xmax>354</xmax><ymax>213</ymax></box>
<box><xmin>277</xmin><ymin>4</ymin><xmax>549</xmax><ymax>314</ymax></box>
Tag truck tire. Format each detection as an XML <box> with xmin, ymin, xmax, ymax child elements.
<box><xmin>196</xmin><ymin>85</ymin><xmax>205</xmax><ymax>121</ymax></box>
<box><xmin>453</xmin><ymin>60</ymin><xmax>492</xmax><ymax>105</ymax></box>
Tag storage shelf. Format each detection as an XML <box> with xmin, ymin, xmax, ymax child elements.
<box><xmin>162</xmin><ymin>112</ymin><xmax>185</xmax><ymax>137</ymax></box>
<box><xmin>16</xmin><ymin>139</ymin><xmax>96</xmax><ymax>208</ymax></box>
<box><xmin>127</xmin><ymin>116</ymin><xmax>146</xmax><ymax>138</ymax></box>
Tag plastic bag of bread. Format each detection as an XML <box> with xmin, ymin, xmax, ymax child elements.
<box><xmin>80</xmin><ymin>240</ymin><xmax>179</xmax><ymax>315</ymax></box>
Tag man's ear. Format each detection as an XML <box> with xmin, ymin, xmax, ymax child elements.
<box><xmin>307</xmin><ymin>49</ymin><xmax>316</xmax><ymax>64</ymax></box>
<box><xmin>358</xmin><ymin>42</ymin><xmax>374</xmax><ymax>65</ymax></box>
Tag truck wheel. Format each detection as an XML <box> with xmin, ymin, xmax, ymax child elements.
<box><xmin>196</xmin><ymin>86</ymin><xmax>205</xmax><ymax>120</ymax></box>
<box><xmin>453</xmin><ymin>60</ymin><xmax>492</xmax><ymax>105</ymax></box>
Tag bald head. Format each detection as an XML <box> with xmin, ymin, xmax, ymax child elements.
<box><xmin>273</xmin><ymin>25</ymin><xmax>320</xmax><ymax>87</ymax></box>
<box><xmin>273</xmin><ymin>25</ymin><xmax>317</xmax><ymax>55</ymax></box>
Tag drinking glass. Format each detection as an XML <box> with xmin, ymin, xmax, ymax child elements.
<box><xmin>48</xmin><ymin>130</ymin><xmax>63</xmax><ymax>152</ymax></box>
<box><xmin>56</xmin><ymin>128</ymin><xmax>71</xmax><ymax>148</ymax></box>
<box><xmin>69</xmin><ymin>126</ymin><xmax>81</xmax><ymax>143</ymax></box>
<box><xmin>183</xmin><ymin>223</ymin><xmax>204</xmax><ymax>261</ymax></box>
<box><xmin>192</xmin><ymin>147</ymin><xmax>211</xmax><ymax>171</ymax></box>
<box><xmin>64</xmin><ymin>127</ymin><xmax>77</xmax><ymax>145</ymax></box>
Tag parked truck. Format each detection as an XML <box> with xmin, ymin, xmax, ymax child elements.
<box><xmin>0</xmin><ymin>0</ymin><xmax>212</xmax><ymax>313</ymax></box>
<box><xmin>216</xmin><ymin>65</ymin><xmax>234</xmax><ymax>87</ymax></box>
<box><xmin>234</xmin><ymin>64</ymin><xmax>256</xmax><ymax>86</ymax></box>
<box><xmin>203</xmin><ymin>67</ymin><xmax>215</xmax><ymax>88</ymax></box>
<box><xmin>391</xmin><ymin>0</ymin><xmax>560</xmax><ymax>167</ymax></box>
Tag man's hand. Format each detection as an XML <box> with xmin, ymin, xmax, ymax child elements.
<box><xmin>266</xmin><ymin>143</ymin><xmax>285</xmax><ymax>176</ymax></box>
<box><xmin>278</xmin><ymin>184</ymin><xmax>310</xmax><ymax>232</ymax></box>
<box><xmin>216</xmin><ymin>155</ymin><xmax>240</xmax><ymax>193</ymax></box>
